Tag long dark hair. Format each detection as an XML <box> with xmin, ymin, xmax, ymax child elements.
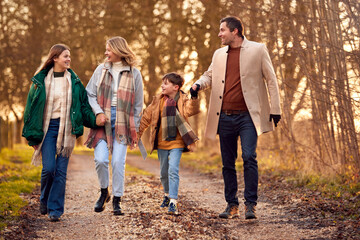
<box><xmin>35</xmin><ymin>44</ymin><xmax>70</xmax><ymax>75</ymax></box>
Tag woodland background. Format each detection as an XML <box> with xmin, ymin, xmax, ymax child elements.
<box><xmin>0</xmin><ymin>0</ymin><xmax>359</xmax><ymax>180</ymax></box>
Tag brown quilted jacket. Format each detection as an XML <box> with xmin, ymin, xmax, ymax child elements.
<box><xmin>138</xmin><ymin>91</ymin><xmax>200</xmax><ymax>153</ymax></box>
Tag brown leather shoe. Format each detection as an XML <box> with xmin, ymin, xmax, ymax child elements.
<box><xmin>245</xmin><ymin>203</ymin><xmax>257</xmax><ymax>219</ymax></box>
<box><xmin>219</xmin><ymin>204</ymin><xmax>239</xmax><ymax>219</ymax></box>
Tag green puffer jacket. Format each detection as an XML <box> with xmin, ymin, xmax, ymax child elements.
<box><xmin>22</xmin><ymin>67</ymin><xmax>97</xmax><ymax>146</ymax></box>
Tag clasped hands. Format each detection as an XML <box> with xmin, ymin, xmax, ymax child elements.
<box><xmin>190</xmin><ymin>84</ymin><xmax>200</xmax><ymax>98</ymax></box>
<box><xmin>96</xmin><ymin>113</ymin><xmax>139</xmax><ymax>148</ymax></box>
<box><xmin>96</xmin><ymin>113</ymin><xmax>109</xmax><ymax>126</ymax></box>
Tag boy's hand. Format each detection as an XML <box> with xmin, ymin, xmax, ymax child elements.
<box><xmin>190</xmin><ymin>84</ymin><xmax>200</xmax><ymax>98</ymax></box>
<box><xmin>136</xmin><ymin>133</ymin><xmax>141</xmax><ymax>144</ymax></box>
<box><xmin>130</xmin><ymin>141</ymin><xmax>138</xmax><ymax>150</ymax></box>
<box><xmin>187</xmin><ymin>143</ymin><xmax>196</xmax><ymax>152</ymax></box>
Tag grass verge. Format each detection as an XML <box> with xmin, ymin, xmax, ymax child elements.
<box><xmin>0</xmin><ymin>145</ymin><xmax>41</xmax><ymax>231</ymax></box>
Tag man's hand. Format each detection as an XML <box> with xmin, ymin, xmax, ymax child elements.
<box><xmin>269</xmin><ymin>114</ymin><xmax>281</xmax><ymax>127</ymax></box>
<box><xmin>190</xmin><ymin>84</ymin><xmax>200</xmax><ymax>98</ymax></box>
<box><xmin>32</xmin><ymin>145</ymin><xmax>39</xmax><ymax>150</ymax></box>
<box><xmin>96</xmin><ymin>113</ymin><xmax>108</xmax><ymax>126</ymax></box>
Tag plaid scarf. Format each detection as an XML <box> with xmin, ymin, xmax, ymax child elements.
<box><xmin>161</xmin><ymin>92</ymin><xmax>199</xmax><ymax>146</ymax></box>
<box><xmin>85</xmin><ymin>67</ymin><xmax>137</xmax><ymax>151</ymax></box>
<box><xmin>32</xmin><ymin>68</ymin><xmax>75</xmax><ymax>165</ymax></box>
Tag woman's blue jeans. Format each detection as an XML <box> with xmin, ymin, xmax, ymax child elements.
<box><xmin>157</xmin><ymin>148</ymin><xmax>183</xmax><ymax>199</ymax></box>
<box><xmin>218</xmin><ymin>112</ymin><xmax>258</xmax><ymax>206</ymax></box>
<box><xmin>40</xmin><ymin>118</ymin><xmax>69</xmax><ymax>218</ymax></box>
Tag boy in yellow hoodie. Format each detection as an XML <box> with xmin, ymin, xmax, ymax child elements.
<box><xmin>138</xmin><ymin>72</ymin><xmax>200</xmax><ymax>215</ymax></box>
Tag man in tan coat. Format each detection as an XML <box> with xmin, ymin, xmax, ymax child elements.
<box><xmin>191</xmin><ymin>16</ymin><xmax>281</xmax><ymax>219</ymax></box>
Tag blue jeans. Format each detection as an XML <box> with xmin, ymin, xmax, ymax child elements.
<box><xmin>218</xmin><ymin>112</ymin><xmax>258</xmax><ymax>206</ymax></box>
<box><xmin>40</xmin><ymin>118</ymin><xmax>70</xmax><ymax>218</ymax></box>
<box><xmin>94</xmin><ymin>106</ymin><xmax>127</xmax><ymax>197</ymax></box>
<box><xmin>157</xmin><ymin>148</ymin><xmax>183</xmax><ymax>199</ymax></box>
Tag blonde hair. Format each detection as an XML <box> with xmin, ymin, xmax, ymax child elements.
<box><xmin>105</xmin><ymin>36</ymin><xmax>137</xmax><ymax>67</ymax></box>
<box><xmin>35</xmin><ymin>44</ymin><xmax>70</xmax><ymax>75</ymax></box>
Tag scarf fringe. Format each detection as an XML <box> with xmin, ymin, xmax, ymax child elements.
<box><xmin>161</xmin><ymin>94</ymin><xmax>198</xmax><ymax>147</ymax></box>
<box><xmin>30</xmin><ymin>69</ymin><xmax>76</xmax><ymax>166</ymax></box>
<box><xmin>31</xmin><ymin>151</ymin><xmax>42</xmax><ymax>166</ymax></box>
<box><xmin>60</xmin><ymin>147</ymin><xmax>74</xmax><ymax>158</ymax></box>
<box><xmin>85</xmin><ymin>67</ymin><xmax>138</xmax><ymax>150</ymax></box>
<box><xmin>31</xmin><ymin>146</ymin><xmax>73</xmax><ymax>166</ymax></box>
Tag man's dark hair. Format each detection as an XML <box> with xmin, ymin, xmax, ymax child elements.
<box><xmin>162</xmin><ymin>72</ymin><xmax>184</xmax><ymax>89</ymax></box>
<box><xmin>220</xmin><ymin>16</ymin><xmax>244</xmax><ymax>38</ymax></box>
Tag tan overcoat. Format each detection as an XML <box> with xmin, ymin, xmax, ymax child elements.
<box><xmin>139</xmin><ymin>91</ymin><xmax>200</xmax><ymax>153</ymax></box>
<box><xmin>195</xmin><ymin>37</ymin><xmax>281</xmax><ymax>140</ymax></box>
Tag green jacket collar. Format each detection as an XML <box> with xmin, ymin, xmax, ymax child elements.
<box><xmin>32</xmin><ymin>67</ymin><xmax>80</xmax><ymax>85</ymax></box>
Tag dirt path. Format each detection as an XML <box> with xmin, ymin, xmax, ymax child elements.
<box><xmin>4</xmin><ymin>153</ymin><xmax>340</xmax><ymax>239</ymax></box>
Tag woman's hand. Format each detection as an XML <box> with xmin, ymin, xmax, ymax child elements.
<box><xmin>96</xmin><ymin>113</ymin><xmax>108</xmax><ymax>126</ymax></box>
<box><xmin>32</xmin><ymin>145</ymin><xmax>39</xmax><ymax>150</ymax></box>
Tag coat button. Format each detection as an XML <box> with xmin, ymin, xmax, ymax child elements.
<box><xmin>219</xmin><ymin>96</ymin><xmax>222</xmax><ymax>99</ymax></box>
<box><xmin>222</xmin><ymin>80</ymin><xmax>224</xmax><ymax>83</ymax></box>
<box><xmin>217</xmin><ymin>112</ymin><xmax>219</xmax><ymax>115</ymax></box>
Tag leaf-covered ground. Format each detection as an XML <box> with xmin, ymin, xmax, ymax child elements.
<box><xmin>2</xmin><ymin>154</ymin><xmax>359</xmax><ymax>239</ymax></box>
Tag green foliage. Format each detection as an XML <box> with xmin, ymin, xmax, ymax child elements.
<box><xmin>288</xmin><ymin>173</ymin><xmax>360</xmax><ymax>199</ymax></box>
<box><xmin>0</xmin><ymin>145</ymin><xmax>41</xmax><ymax>231</ymax></box>
<box><xmin>125</xmin><ymin>165</ymin><xmax>153</xmax><ymax>177</ymax></box>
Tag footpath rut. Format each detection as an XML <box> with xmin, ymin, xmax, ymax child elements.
<box><xmin>10</xmin><ymin>153</ymin><xmax>338</xmax><ymax>239</ymax></box>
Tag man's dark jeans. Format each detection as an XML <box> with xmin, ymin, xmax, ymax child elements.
<box><xmin>218</xmin><ymin>111</ymin><xmax>258</xmax><ymax>206</ymax></box>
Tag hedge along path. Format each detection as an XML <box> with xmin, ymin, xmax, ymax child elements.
<box><xmin>29</xmin><ymin>154</ymin><xmax>335</xmax><ymax>239</ymax></box>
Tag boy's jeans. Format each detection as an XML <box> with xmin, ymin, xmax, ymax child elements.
<box><xmin>157</xmin><ymin>148</ymin><xmax>184</xmax><ymax>199</ymax></box>
<box><xmin>41</xmin><ymin>118</ymin><xmax>69</xmax><ymax>218</ymax></box>
<box><xmin>94</xmin><ymin>106</ymin><xmax>127</xmax><ymax>197</ymax></box>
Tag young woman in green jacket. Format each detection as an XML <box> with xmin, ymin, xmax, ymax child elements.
<box><xmin>22</xmin><ymin>44</ymin><xmax>97</xmax><ymax>222</ymax></box>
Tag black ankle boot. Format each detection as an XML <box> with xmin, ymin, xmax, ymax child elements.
<box><xmin>113</xmin><ymin>196</ymin><xmax>123</xmax><ymax>215</ymax></box>
<box><xmin>94</xmin><ymin>188</ymin><xmax>110</xmax><ymax>212</ymax></box>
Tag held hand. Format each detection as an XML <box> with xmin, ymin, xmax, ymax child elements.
<box><xmin>130</xmin><ymin>140</ymin><xmax>138</xmax><ymax>150</ymax></box>
<box><xmin>191</xmin><ymin>84</ymin><xmax>199</xmax><ymax>91</ymax></box>
<box><xmin>96</xmin><ymin>113</ymin><xmax>108</xmax><ymax>126</ymax></box>
<box><xmin>190</xmin><ymin>84</ymin><xmax>200</xmax><ymax>98</ymax></box>
<box><xmin>269</xmin><ymin>114</ymin><xmax>281</xmax><ymax>127</ymax></box>
<box><xmin>187</xmin><ymin>143</ymin><xmax>197</xmax><ymax>152</ymax></box>
<box><xmin>136</xmin><ymin>134</ymin><xmax>141</xmax><ymax>143</ymax></box>
<box><xmin>32</xmin><ymin>145</ymin><xmax>39</xmax><ymax>150</ymax></box>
